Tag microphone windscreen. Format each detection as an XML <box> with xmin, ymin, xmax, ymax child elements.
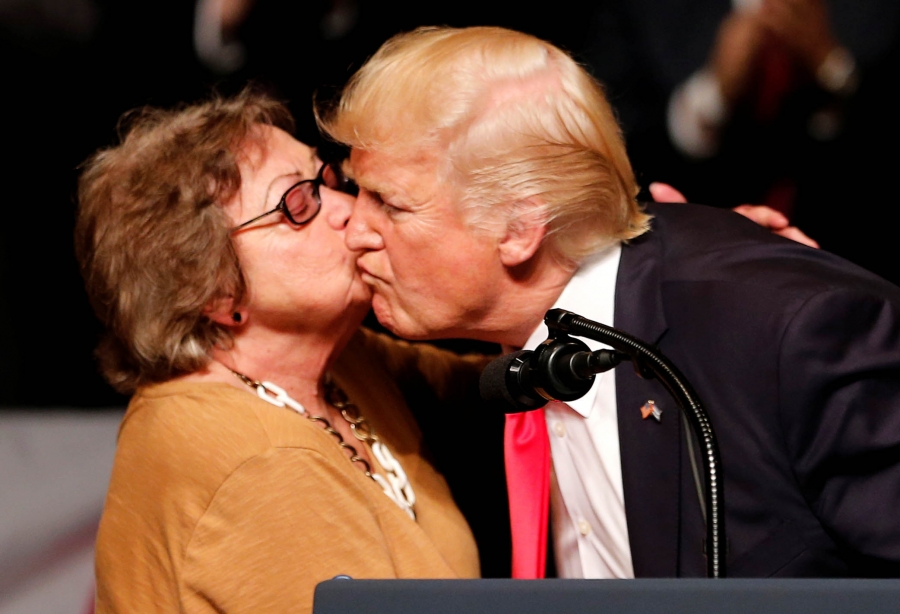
<box><xmin>479</xmin><ymin>351</ymin><xmax>524</xmax><ymax>406</ymax></box>
<box><xmin>480</xmin><ymin>350</ymin><xmax>545</xmax><ymax>412</ymax></box>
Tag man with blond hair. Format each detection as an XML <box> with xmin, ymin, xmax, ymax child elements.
<box><xmin>318</xmin><ymin>26</ymin><xmax>900</xmax><ymax>578</ymax></box>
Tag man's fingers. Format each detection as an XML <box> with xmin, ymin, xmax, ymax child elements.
<box><xmin>649</xmin><ymin>182</ymin><xmax>688</xmax><ymax>203</ymax></box>
<box><xmin>733</xmin><ymin>205</ymin><xmax>819</xmax><ymax>248</ymax></box>
<box><xmin>776</xmin><ymin>227</ymin><xmax>820</xmax><ymax>249</ymax></box>
<box><xmin>649</xmin><ymin>196</ymin><xmax>818</xmax><ymax>249</ymax></box>
<box><xmin>733</xmin><ymin>204</ymin><xmax>789</xmax><ymax>229</ymax></box>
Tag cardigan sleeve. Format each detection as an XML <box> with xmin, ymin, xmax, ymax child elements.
<box><xmin>355</xmin><ymin>328</ymin><xmax>494</xmax><ymax>404</ymax></box>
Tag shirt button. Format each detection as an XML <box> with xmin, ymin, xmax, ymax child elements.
<box><xmin>553</xmin><ymin>421</ymin><xmax>566</xmax><ymax>437</ymax></box>
<box><xmin>578</xmin><ymin>519</ymin><xmax>592</xmax><ymax>536</ymax></box>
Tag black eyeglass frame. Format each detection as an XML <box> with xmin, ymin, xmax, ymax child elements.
<box><xmin>230</xmin><ymin>161</ymin><xmax>356</xmax><ymax>232</ymax></box>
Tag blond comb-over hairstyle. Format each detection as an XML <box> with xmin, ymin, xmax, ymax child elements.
<box><xmin>317</xmin><ymin>26</ymin><xmax>650</xmax><ymax>262</ymax></box>
<box><xmin>75</xmin><ymin>89</ymin><xmax>294</xmax><ymax>393</ymax></box>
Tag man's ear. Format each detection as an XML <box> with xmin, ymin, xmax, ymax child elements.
<box><xmin>498</xmin><ymin>199</ymin><xmax>548</xmax><ymax>267</ymax></box>
<box><xmin>203</xmin><ymin>296</ymin><xmax>243</xmax><ymax>327</ymax></box>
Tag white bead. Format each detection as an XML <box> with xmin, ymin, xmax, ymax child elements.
<box><xmin>258</xmin><ymin>381</ymin><xmax>306</xmax><ymax>414</ymax></box>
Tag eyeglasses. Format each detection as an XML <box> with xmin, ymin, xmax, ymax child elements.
<box><xmin>231</xmin><ymin>161</ymin><xmax>358</xmax><ymax>232</ymax></box>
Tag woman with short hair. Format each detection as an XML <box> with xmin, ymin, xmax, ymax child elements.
<box><xmin>76</xmin><ymin>89</ymin><xmax>482</xmax><ymax>614</ymax></box>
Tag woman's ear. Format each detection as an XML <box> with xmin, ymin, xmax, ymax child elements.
<box><xmin>498</xmin><ymin>199</ymin><xmax>548</xmax><ymax>268</ymax></box>
<box><xmin>203</xmin><ymin>296</ymin><xmax>244</xmax><ymax>327</ymax></box>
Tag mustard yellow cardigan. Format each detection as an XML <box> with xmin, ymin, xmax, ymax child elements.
<box><xmin>95</xmin><ymin>329</ymin><xmax>484</xmax><ymax>613</ymax></box>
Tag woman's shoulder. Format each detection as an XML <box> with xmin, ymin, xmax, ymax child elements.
<box><xmin>102</xmin><ymin>379</ymin><xmax>355</xmax><ymax>543</ymax></box>
<box><xmin>125</xmin><ymin>380</ymin><xmax>269</xmax><ymax>444</ymax></box>
<box><xmin>117</xmin><ymin>380</ymin><xmax>334</xmax><ymax>482</ymax></box>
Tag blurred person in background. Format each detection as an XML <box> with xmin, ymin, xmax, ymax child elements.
<box><xmin>583</xmin><ymin>0</ymin><xmax>900</xmax><ymax>284</ymax></box>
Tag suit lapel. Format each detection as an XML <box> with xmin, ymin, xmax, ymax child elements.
<box><xmin>613</xmin><ymin>215</ymin><xmax>683</xmax><ymax>576</ymax></box>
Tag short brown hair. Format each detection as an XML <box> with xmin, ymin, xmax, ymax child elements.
<box><xmin>318</xmin><ymin>26</ymin><xmax>650</xmax><ymax>262</ymax></box>
<box><xmin>75</xmin><ymin>89</ymin><xmax>294</xmax><ymax>393</ymax></box>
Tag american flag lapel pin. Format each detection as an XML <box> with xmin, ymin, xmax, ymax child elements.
<box><xmin>640</xmin><ymin>400</ymin><xmax>662</xmax><ymax>422</ymax></box>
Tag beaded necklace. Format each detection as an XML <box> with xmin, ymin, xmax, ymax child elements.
<box><xmin>230</xmin><ymin>370</ymin><xmax>416</xmax><ymax>520</ymax></box>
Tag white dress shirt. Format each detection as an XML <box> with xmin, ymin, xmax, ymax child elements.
<box><xmin>522</xmin><ymin>243</ymin><xmax>634</xmax><ymax>579</ymax></box>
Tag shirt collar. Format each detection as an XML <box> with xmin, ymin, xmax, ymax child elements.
<box><xmin>522</xmin><ymin>243</ymin><xmax>622</xmax><ymax>418</ymax></box>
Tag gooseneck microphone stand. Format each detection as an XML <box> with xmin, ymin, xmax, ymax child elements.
<box><xmin>520</xmin><ymin>308</ymin><xmax>726</xmax><ymax>578</ymax></box>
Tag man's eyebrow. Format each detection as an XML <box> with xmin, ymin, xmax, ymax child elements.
<box><xmin>358</xmin><ymin>175</ymin><xmax>401</xmax><ymax>201</ymax></box>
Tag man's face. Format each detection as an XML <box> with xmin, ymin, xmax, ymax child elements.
<box><xmin>346</xmin><ymin>147</ymin><xmax>506</xmax><ymax>340</ymax></box>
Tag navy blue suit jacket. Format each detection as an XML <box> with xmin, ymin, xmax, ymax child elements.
<box><xmin>613</xmin><ymin>203</ymin><xmax>900</xmax><ymax>577</ymax></box>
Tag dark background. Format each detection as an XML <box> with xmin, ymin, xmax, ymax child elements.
<box><xmin>1</xmin><ymin>0</ymin><xmax>898</xmax><ymax>409</ymax></box>
<box><xmin>0</xmin><ymin>1</ymin><xmax>594</xmax><ymax>408</ymax></box>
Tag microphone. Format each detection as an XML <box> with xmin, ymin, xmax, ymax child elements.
<box><xmin>483</xmin><ymin>308</ymin><xmax>725</xmax><ymax>577</ymax></box>
<box><xmin>480</xmin><ymin>337</ymin><xmax>623</xmax><ymax>413</ymax></box>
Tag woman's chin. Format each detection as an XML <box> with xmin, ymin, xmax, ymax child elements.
<box><xmin>352</xmin><ymin>276</ymin><xmax>375</xmax><ymax>303</ymax></box>
<box><xmin>344</xmin><ymin>287</ymin><xmax>375</xmax><ymax>320</ymax></box>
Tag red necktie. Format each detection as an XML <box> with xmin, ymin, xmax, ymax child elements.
<box><xmin>504</xmin><ymin>409</ymin><xmax>551</xmax><ymax>578</ymax></box>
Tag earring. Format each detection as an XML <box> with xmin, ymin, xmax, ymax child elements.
<box><xmin>232</xmin><ymin>312</ymin><xmax>242</xmax><ymax>324</ymax></box>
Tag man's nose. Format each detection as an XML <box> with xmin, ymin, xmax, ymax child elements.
<box><xmin>345</xmin><ymin>195</ymin><xmax>385</xmax><ymax>251</ymax></box>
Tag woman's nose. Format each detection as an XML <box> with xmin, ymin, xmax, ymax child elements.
<box><xmin>345</xmin><ymin>195</ymin><xmax>385</xmax><ymax>252</ymax></box>
<box><xmin>320</xmin><ymin>186</ymin><xmax>355</xmax><ymax>230</ymax></box>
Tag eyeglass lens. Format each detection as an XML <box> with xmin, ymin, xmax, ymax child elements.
<box><xmin>283</xmin><ymin>182</ymin><xmax>319</xmax><ymax>225</ymax></box>
<box><xmin>281</xmin><ymin>163</ymin><xmax>358</xmax><ymax>225</ymax></box>
<box><xmin>322</xmin><ymin>163</ymin><xmax>359</xmax><ymax>197</ymax></box>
